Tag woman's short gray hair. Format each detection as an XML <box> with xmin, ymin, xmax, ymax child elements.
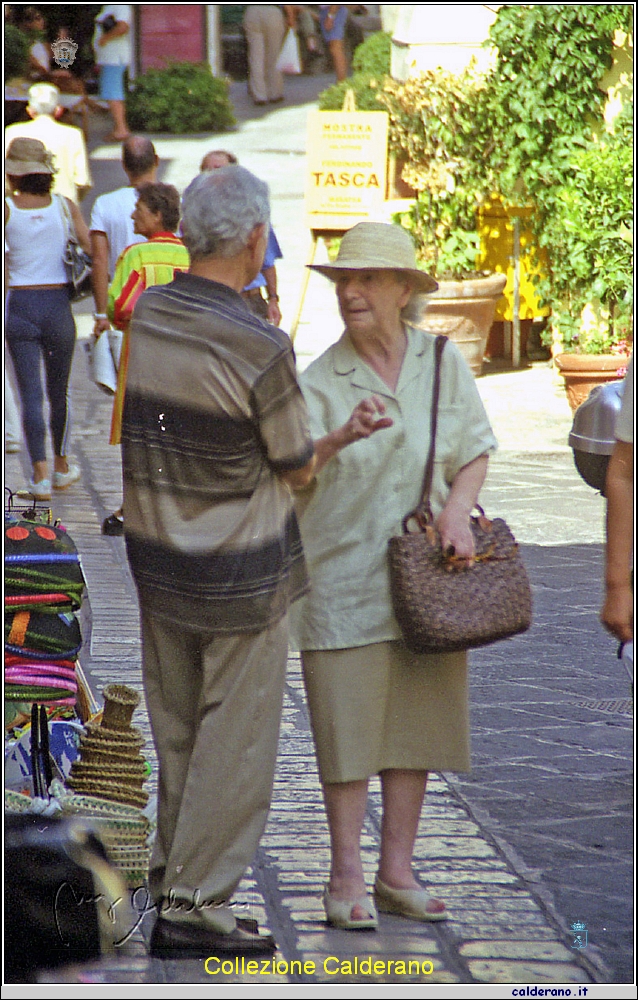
<box><xmin>181</xmin><ymin>166</ymin><xmax>270</xmax><ymax>260</ymax></box>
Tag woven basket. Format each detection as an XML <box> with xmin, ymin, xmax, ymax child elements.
<box><xmin>83</xmin><ymin>722</ymin><xmax>144</xmax><ymax>747</ymax></box>
<box><xmin>59</xmin><ymin>792</ymin><xmax>144</xmax><ymax>818</ymax></box>
<box><xmin>66</xmin><ymin>777</ymin><xmax>149</xmax><ymax>809</ymax></box>
<box><xmin>101</xmin><ymin>684</ymin><xmax>140</xmax><ymax>731</ymax></box>
<box><xmin>389</xmin><ymin>515</ymin><xmax>533</xmax><ymax>653</ymax></box>
<box><xmin>4</xmin><ymin>789</ymin><xmax>33</xmax><ymax>812</ymax></box>
<box><xmin>70</xmin><ymin>761</ymin><xmax>147</xmax><ymax>785</ymax></box>
<box><xmin>80</xmin><ymin>745</ymin><xmax>145</xmax><ymax>768</ymax></box>
<box><xmin>84</xmin><ymin>816</ymin><xmax>149</xmax><ymax>847</ymax></box>
<box><xmin>107</xmin><ymin>845</ymin><xmax>151</xmax><ymax>864</ymax></box>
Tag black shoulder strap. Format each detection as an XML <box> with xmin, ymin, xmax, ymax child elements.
<box><xmin>400</xmin><ymin>334</ymin><xmax>447</xmax><ymax>532</ymax></box>
<box><xmin>420</xmin><ymin>334</ymin><xmax>447</xmax><ymax>515</ymax></box>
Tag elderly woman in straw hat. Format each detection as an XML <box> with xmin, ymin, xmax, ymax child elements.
<box><xmin>291</xmin><ymin>222</ymin><xmax>497</xmax><ymax>929</ymax></box>
<box><xmin>5</xmin><ymin>137</ymin><xmax>90</xmax><ymax>500</ymax></box>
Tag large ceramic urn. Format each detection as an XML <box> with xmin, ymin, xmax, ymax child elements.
<box><xmin>405</xmin><ymin>273</ymin><xmax>507</xmax><ymax>376</ymax></box>
<box><xmin>554</xmin><ymin>353</ymin><xmax>630</xmax><ymax>412</ymax></box>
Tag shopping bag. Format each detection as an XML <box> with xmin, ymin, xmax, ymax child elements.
<box><xmin>276</xmin><ymin>28</ymin><xmax>302</xmax><ymax>75</ymax></box>
<box><xmin>86</xmin><ymin>328</ymin><xmax>118</xmax><ymax>395</ymax></box>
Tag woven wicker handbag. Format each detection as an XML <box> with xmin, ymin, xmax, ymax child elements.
<box><xmin>388</xmin><ymin>336</ymin><xmax>533</xmax><ymax>654</ymax></box>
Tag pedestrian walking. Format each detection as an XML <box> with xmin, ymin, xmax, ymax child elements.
<box><xmin>243</xmin><ymin>5</ymin><xmax>286</xmax><ymax>105</ymax></box>
<box><xmin>5</xmin><ymin>137</ymin><xmax>90</xmax><ymax>500</ymax></box>
<box><xmin>102</xmin><ymin>182</ymin><xmax>190</xmax><ymax>536</ymax></box>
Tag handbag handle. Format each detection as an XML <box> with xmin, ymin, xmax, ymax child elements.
<box><xmin>57</xmin><ymin>194</ymin><xmax>77</xmax><ymax>245</ymax></box>
<box><xmin>402</xmin><ymin>335</ymin><xmax>447</xmax><ymax>533</ymax></box>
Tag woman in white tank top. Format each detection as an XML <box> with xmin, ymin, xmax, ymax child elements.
<box><xmin>5</xmin><ymin>137</ymin><xmax>90</xmax><ymax>500</ymax></box>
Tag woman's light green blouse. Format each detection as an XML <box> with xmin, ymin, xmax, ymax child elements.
<box><xmin>291</xmin><ymin>326</ymin><xmax>498</xmax><ymax>651</ymax></box>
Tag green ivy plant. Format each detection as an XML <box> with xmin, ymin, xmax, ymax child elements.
<box><xmin>318</xmin><ymin>31</ymin><xmax>391</xmax><ymax>111</ymax></box>
<box><xmin>4</xmin><ymin>24</ymin><xmax>29</xmax><ymax>82</ymax></box>
<box><xmin>126</xmin><ymin>62</ymin><xmax>236</xmax><ymax>135</ymax></box>
<box><xmin>484</xmin><ymin>4</ymin><xmax>634</xmax><ymax>352</ymax></box>
<box><xmin>351</xmin><ymin>31</ymin><xmax>391</xmax><ymax>78</ymax></box>
<box><xmin>377</xmin><ymin>68</ymin><xmax>494</xmax><ymax>279</ymax></box>
<box><xmin>534</xmin><ymin>103</ymin><xmax>633</xmax><ymax>354</ymax></box>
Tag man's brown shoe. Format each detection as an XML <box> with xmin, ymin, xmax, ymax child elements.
<box><xmin>150</xmin><ymin>917</ymin><xmax>277</xmax><ymax>959</ymax></box>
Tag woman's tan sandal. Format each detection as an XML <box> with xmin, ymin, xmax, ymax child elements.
<box><xmin>323</xmin><ymin>886</ymin><xmax>378</xmax><ymax>930</ymax></box>
<box><xmin>374</xmin><ymin>878</ymin><xmax>448</xmax><ymax>922</ymax></box>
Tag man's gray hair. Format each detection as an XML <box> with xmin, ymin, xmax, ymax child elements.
<box><xmin>181</xmin><ymin>166</ymin><xmax>270</xmax><ymax>260</ymax></box>
<box><xmin>28</xmin><ymin>83</ymin><xmax>60</xmax><ymax>117</ymax></box>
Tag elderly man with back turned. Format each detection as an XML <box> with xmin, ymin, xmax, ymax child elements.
<box><xmin>121</xmin><ymin>166</ymin><xmax>315</xmax><ymax>958</ymax></box>
<box><xmin>4</xmin><ymin>83</ymin><xmax>91</xmax><ymax>203</ymax></box>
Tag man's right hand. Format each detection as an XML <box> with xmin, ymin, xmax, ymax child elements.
<box><xmin>93</xmin><ymin>316</ymin><xmax>111</xmax><ymax>338</ymax></box>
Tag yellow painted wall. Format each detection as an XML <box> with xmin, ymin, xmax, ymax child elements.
<box><xmin>477</xmin><ymin>196</ymin><xmax>549</xmax><ymax>322</ymax></box>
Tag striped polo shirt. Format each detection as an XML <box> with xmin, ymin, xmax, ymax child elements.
<box><xmin>121</xmin><ymin>272</ymin><xmax>314</xmax><ymax>634</ymax></box>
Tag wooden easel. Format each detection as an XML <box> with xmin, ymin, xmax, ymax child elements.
<box><xmin>290</xmin><ymin>228</ymin><xmax>347</xmax><ymax>343</ymax></box>
<box><xmin>291</xmin><ymin>90</ymin><xmax>358</xmax><ymax>343</ymax></box>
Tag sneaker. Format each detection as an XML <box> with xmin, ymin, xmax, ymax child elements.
<box><xmin>27</xmin><ymin>478</ymin><xmax>52</xmax><ymax>501</ymax></box>
<box><xmin>52</xmin><ymin>462</ymin><xmax>81</xmax><ymax>490</ymax></box>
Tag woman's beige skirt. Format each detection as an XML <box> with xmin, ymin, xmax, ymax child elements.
<box><xmin>302</xmin><ymin>641</ymin><xmax>470</xmax><ymax>784</ymax></box>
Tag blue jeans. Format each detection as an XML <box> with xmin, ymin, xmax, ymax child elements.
<box><xmin>6</xmin><ymin>288</ymin><xmax>76</xmax><ymax>465</ymax></box>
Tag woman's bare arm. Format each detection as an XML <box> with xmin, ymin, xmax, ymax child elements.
<box><xmin>601</xmin><ymin>440</ymin><xmax>634</xmax><ymax>641</ymax></box>
<box><xmin>435</xmin><ymin>454</ymin><xmax>489</xmax><ymax>563</ymax></box>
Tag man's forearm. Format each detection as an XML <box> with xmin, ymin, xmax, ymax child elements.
<box><xmin>262</xmin><ymin>265</ymin><xmax>277</xmax><ymax>301</ymax></box>
<box><xmin>99</xmin><ymin>21</ymin><xmax>129</xmax><ymax>45</ymax></box>
<box><xmin>601</xmin><ymin>440</ymin><xmax>634</xmax><ymax>641</ymax></box>
<box><xmin>91</xmin><ymin>233</ymin><xmax>110</xmax><ymax>314</ymax></box>
<box><xmin>604</xmin><ymin>441</ymin><xmax>634</xmax><ymax>590</ymax></box>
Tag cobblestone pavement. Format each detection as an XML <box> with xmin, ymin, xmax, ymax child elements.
<box><xmin>5</xmin><ymin>74</ymin><xmax>633</xmax><ymax>989</ymax></box>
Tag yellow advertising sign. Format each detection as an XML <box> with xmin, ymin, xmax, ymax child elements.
<box><xmin>305</xmin><ymin>111</ymin><xmax>389</xmax><ymax>230</ymax></box>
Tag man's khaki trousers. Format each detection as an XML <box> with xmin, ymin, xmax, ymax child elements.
<box><xmin>140</xmin><ymin>604</ymin><xmax>289</xmax><ymax>931</ymax></box>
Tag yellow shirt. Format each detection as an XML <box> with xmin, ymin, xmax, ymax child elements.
<box><xmin>5</xmin><ymin>116</ymin><xmax>91</xmax><ymax>204</ymax></box>
<box><xmin>291</xmin><ymin>326</ymin><xmax>498</xmax><ymax>650</ymax></box>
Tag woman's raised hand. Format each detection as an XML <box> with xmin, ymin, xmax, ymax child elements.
<box><xmin>311</xmin><ymin>396</ymin><xmax>394</xmax><ymax>478</ymax></box>
<box><xmin>342</xmin><ymin>395</ymin><xmax>393</xmax><ymax>444</ymax></box>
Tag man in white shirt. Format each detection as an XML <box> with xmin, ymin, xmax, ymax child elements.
<box><xmin>90</xmin><ymin>136</ymin><xmax>158</xmax><ymax>337</ymax></box>
<box><xmin>93</xmin><ymin>4</ymin><xmax>132</xmax><ymax>141</ymax></box>
<box><xmin>4</xmin><ymin>83</ymin><xmax>91</xmax><ymax>204</ymax></box>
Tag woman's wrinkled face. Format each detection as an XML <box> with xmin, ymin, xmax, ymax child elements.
<box><xmin>132</xmin><ymin>199</ymin><xmax>163</xmax><ymax>238</ymax></box>
<box><xmin>335</xmin><ymin>269</ymin><xmax>412</xmax><ymax>336</ymax></box>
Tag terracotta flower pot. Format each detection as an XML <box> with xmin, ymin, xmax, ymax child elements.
<box><xmin>405</xmin><ymin>273</ymin><xmax>507</xmax><ymax>376</ymax></box>
<box><xmin>554</xmin><ymin>353</ymin><xmax>629</xmax><ymax>412</ymax></box>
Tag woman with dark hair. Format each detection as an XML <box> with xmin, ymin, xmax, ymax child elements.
<box><xmin>5</xmin><ymin>137</ymin><xmax>90</xmax><ymax>500</ymax></box>
<box><xmin>102</xmin><ymin>181</ymin><xmax>189</xmax><ymax>534</ymax></box>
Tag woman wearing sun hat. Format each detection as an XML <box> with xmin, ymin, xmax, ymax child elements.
<box><xmin>291</xmin><ymin>221</ymin><xmax>498</xmax><ymax>929</ymax></box>
<box><xmin>5</xmin><ymin>136</ymin><xmax>90</xmax><ymax>500</ymax></box>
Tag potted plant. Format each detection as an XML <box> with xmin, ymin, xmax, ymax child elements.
<box><xmin>536</xmin><ymin>109</ymin><xmax>632</xmax><ymax>409</ymax></box>
<box><xmin>377</xmin><ymin>67</ymin><xmax>506</xmax><ymax>376</ymax></box>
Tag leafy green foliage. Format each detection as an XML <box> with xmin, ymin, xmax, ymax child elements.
<box><xmin>377</xmin><ymin>69</ymin><xmax>494</xmax><ymax>278</ymax></box>
<box><xmin>126</xmin><ymin>63</ymin><xmax>236</xmax><ymax>134</ymax></box>
<box><xmin>4</xmin><ymin>24</ymin><xmax>29</xmax><ymax>81</ymax></box>
<box><xmin>352</xmin><ymin>31</ymin><xmax>392</xmax><ymax>77</ymax></box>
<box><xmin>486</xmin><ymin>4</ymin><xmax>632</xmax><ymax>202</ymax></box>
<box><xmin>535</xmin><ymin>103</ymin><xmax>633</xmax><ymax>352</ymax></box>
<box><xmin>484</xmin><ymin>4</ymin><xmax>634</xmax><ymax>350</ymax></box>
<box><xmin>317</xmin><ymin>73</ymin><xmax>386</xmax><ymax>112</ymax></box>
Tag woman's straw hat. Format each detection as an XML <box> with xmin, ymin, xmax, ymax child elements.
<box><xmin>5</xmin><ymin>137</ymin><xmax>55</xmax><ymax>176</ymax></box>
<box><xmin>309</xmin><ymin>222</ymin><xmax>438</xmax><ymax>294</ymax></box>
